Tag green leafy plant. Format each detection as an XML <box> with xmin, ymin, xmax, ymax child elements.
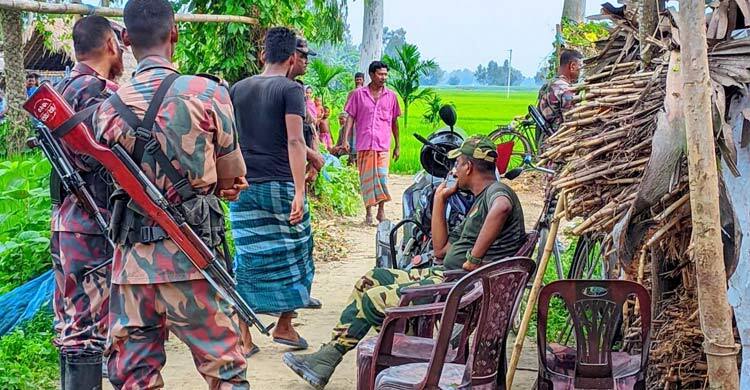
<box><xmin>383</xmin><ymin>43</ymin><xmax>438</xmax><ymax>129</ymax></box>
<box><xmin>173</xmin><ymin>0</ymin><xmax>347</xmax><ymax>83</ymax></box>
<box><xmin>0</xmin><ymin>154</ymin><xmax>51</xmax><ymax>293</ymax></box>
<box><xmin>0</xmin><ymin>312</ymin><xmax>58</xmax><ymax>390</ymax></box>
<box><xmin>421</xmin><ymin>93</ymin><xmax>454</xmax><ymax>127</ymax></box>
<box><xmin>309</xmin><ymin>162</ymin><xmax>361</xmax><ymax>218</ymax></box>
<box><xmin>304</xmin><ymin>59</ymin><xmax>347</xmax><ymax>106</ymax></box>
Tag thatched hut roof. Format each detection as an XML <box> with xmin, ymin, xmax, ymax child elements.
<box><xmin>1</xmin><ymin>17</ymin><xmax>137</xmax><ymax>81</ymax></box>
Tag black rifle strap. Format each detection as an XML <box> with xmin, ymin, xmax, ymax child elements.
<box><xmin>55</xmin><ymin>104</ymin><xmax>100</xmax><ymax>139</ymax></box>
<box><xmin>108</xmin><ymin>73</ymin><xmax>194</xmax><ymax>201</ymax></box>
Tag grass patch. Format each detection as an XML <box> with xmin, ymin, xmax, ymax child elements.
<box><xmin>331</xmin><ymin>87</ymin><xmax>538</xmax><ymax>174</ymax></box>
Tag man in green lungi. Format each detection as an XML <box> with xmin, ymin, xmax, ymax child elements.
<box><xmin>229</xmin><ymin>27</ymin><xmax>315</xmax><ymax>354</ymax></box>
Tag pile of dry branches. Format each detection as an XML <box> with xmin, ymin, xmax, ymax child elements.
<box><xmin>539</xmin><ymin>57</ymin><xmax>686</xmax><ymax>264</ymax></box>
<box><xmin>538</xmin><ymin>5</ymin><xmax>750</xmax><ymax>387</ymax></box>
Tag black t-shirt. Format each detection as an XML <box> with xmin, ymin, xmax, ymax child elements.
<box><xmin>230</xmin><ymin>75</ymin><xmax>306</xmax><ymax>182</ymax></box>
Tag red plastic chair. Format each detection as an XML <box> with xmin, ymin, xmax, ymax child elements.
<box><xmin>356</xmin><ymin>233</ymin><xmax>539</xmax><ymax>390</ymax></box>
<box><xmin>359</xmin><ymin>257</ymin><xmax>534</xmax><ymax>390</ymax></box>
<box><xmin>536</xmin><ymin>280</ymin><xmax>651</xmax><ymax>390</ymax></box>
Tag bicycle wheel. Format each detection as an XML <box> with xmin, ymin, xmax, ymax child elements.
<box><xmin>488</xmin><ymin>127</ymin><xmax>533</xmax><ymax>172</ymax></box>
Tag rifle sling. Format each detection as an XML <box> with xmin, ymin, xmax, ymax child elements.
<box><xmin>55</xmin><ymin>104</ymin><xmax>100</xmax><ymax>139</ymax></box>
<box><xmin>107</xmin><ymin>73</ymin><xmax>195</xmax><ymax>202</ymax></box>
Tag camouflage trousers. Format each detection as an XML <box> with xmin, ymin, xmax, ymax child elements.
<box><xmin>331</xmin><ymin>267</ymin><xmax>444</xmax><ymax>352</ymax></box>
<box><xmin>50</xmin><ymin>231</ymin><xmax>111</xmax><ymax>354</ymax></box>
<box><xmin>108</xmin><ymin>280</ymin><xmax>249</xmax><ymax>390</ymax></box>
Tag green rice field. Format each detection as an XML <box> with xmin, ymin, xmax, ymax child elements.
<box><xmin>331</xmin><ymin>87</ymin><xmax>539</xmax><ymax>174</ymax></box>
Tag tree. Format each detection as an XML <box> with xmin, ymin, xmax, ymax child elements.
<box><xmin>562</xmin><ymin>0</ymin><xmax>586</xmax><ymax>23</ymax></box>
<box><xmin>304</xmin><ymin>59</ymin><xmax>347</xmax><ymax>105</ymax></box>
<box><xmin>174</xmin><ymin>0</ymin><xmax>347</xmax><ymax>83</ymax></box>
<box><xmin>383</xmin><ymin>43</ymin><xmax>437</xmax><ymax>129</ymax></box>
<box><xmin>448</xmin><ymin>69</ymin><xmax>475</xmax><ymax>85</ymax></box>
<box><xmin>382</xmin><ymin>27</ymin><xmax>406</xmax><ymax>59</ymax></box>
<box><xmin>678</xmin><ymin>1</ymin><xmax>740</xmax><ymax>387</ymax></box>
<box><xmin>448</xmin><ymin>74</ymin><xmax>461</xmax><ymax>86</ymax></box>
<box><xmin>0</xmin><ymin>9</ymin><xmax>29</xmax><ymax>156</ymax></box>
<box><xmin>420</xmin><ymin>63</ymin><xmax>445</xmax><ymax>85</ymax></box>
<box><xmin>359</xmin><ymin>0</ymin><xmax>384</xmax><ymax>81</ymax></box>
<box><xmin>475</xmin><ymin>64</ymin><xmax>487</xmax><ymax>84</ymax></box>
<box><xmin>486</xmin><ymin>60</ymin><xmax>502</xmax><ymax>85</ymax></box>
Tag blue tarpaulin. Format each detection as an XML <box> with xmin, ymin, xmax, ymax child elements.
<box><xmin>0</xmin><ymin>269</ymin><xmax>54</xmax><ymax>336</ymax></box>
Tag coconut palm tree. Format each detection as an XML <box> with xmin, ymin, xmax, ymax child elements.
<box><xmin>383</xmin><ymin>43</ymin><xmax>437</xmax><ymax>129</ymax></box>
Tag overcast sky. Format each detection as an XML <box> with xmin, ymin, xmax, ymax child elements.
<box><xmin>345</xmin><ymin>0</ymin><xmax>616</xmax><ymax>76</ymax></box>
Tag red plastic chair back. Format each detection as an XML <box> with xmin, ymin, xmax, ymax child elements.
<box><xmin>536</xmin><ymin>280</ymin><xmax>651</xmax><ymax>389</ymax></box>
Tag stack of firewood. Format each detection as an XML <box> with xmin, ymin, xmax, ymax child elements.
<box><xmin>539</xmin><ymin>61</ymin><xmax>682</xmax><ymax>261</ymax></box>
<box><xmin>538</xmin><ymin>6</ymin><xmax>746</xmax><ymax>388</ymax></box>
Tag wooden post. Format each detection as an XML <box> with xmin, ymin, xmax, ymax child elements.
<box><xmin>678</xmin><ymin>1</ymin><xmax>740</xmax><ymax>388</ymax></box>
<box><xmin>506</xmin><ymin>197</ymin><xmax>565</xmax><ymax>388</ymax></box>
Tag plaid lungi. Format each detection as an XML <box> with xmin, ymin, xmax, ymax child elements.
<box><xmin>357</xmin><ymin>150</ymin><xmax>391</xmax><ymax>207</ymax></box>
<box><xmin>229</xmin><ymin>181</ymin><xmax>314</xmax><ymax>314</ymax></box>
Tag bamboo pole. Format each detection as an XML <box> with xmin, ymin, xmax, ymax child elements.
<box><xmin>678</xmin><ymin>1</ymin><xmax>740</xmax><ymax>388</ymax></box>
<box><xmin>0</xmin><ymin>0</ymin><xmax>259</xmax><ymax>24</ymax></box>
<box><xmin>506</xmin><ymin>196</ymin><xmax>565</xmax><ymax>388</ymax></box>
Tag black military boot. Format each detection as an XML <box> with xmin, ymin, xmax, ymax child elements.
<box><xmin>64</xmin><ymin>351</ymin><xmax>103</xmax><ymax>390</ymax></box>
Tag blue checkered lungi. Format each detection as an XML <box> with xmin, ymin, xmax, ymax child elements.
<box><xmin>229</xmin><ymin>181</ymin><xmax>314</xmax><ymax>314</ymax></box>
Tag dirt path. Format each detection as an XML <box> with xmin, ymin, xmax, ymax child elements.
<box><xmin>104</xmin><ymin>174</ymin><xmax>541</xmax><ymax>389</ymax></box>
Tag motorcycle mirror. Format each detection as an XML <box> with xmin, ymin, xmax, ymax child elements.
<box><xmin>503</xmin><ymin>167</ymin><xmax>524</xmax><ymax>180</ymax></box>
<box><xmin>439</xmin><ymin>105</ymin><xmax>457</xmax><ymax>130</ymax></box>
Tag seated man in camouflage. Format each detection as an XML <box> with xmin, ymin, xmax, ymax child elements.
<box><xmin>537</xmin><ymin>49</ymin><xmax>583</xmax><ymax>132</ymax></box>
<box><xmin>282</xmin><ymin>135</ymin><xmax>526</xmax><ymax>389</ymax></box>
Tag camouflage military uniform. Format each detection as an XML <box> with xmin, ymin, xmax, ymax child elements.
<box><xmin>51</xmin><ymin>62</ymin><xmax>117</xmax><ymax>357</ymax></box>
<box><xmin>536</xmin><ymin>75</ymin><xmax>576</xmax><ymax>131</ymax></box>
<box><xmin>94</xmin><ymin>55</ymin><xmax>249</xmax><ymax>389</ymax></box>
<box><xmin>332</xmin><ymin>267</ymin><xmax>444</xmax><ymax>351</ymax></box>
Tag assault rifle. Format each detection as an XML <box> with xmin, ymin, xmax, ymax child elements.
<box><xmin>24</xmin><ymin>84</ymin><xmax>273</xmax><ymax>335</ymax></box>
<box><xmin>27</xmin><ymin>125</ymin><xmax>112</xmax><ymax>245</ymax></box>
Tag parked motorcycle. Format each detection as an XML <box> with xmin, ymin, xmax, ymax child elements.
<box><xmin>375</xmin><ymin>105</ymin><xmax>474</xmax><ymax>270</ymax></box>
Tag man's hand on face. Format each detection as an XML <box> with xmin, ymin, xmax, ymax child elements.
<box><xmin>435</xmin><ymin>180</ymin><xmax>458</xmax><ymax>202</ymax></box>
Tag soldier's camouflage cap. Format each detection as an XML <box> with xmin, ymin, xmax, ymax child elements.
<box><xmin>447</xmin><ymin>135</ymin><xmax>497</xmax><ymax>163</ymax></box>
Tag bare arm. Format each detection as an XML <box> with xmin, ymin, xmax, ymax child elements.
<box><xmin>463</xmin><ymin>196</ymin><xmax>512</xmax><ymax>270</ymax></box>
<box><xmin>286</xmin><ymin>114</ymin><xmax>307</xmax><ymax>223</ymax></box>
<box><xmin>342</xmin><ymin>115</ymin><xmax>354</xmax><ymax>149</ymax></box>
<box><xmin>431</xmin><ymin>182</ymin><xmax>457</xmax><ymax>259</ymax></box>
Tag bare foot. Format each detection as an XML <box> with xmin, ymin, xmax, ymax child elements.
<box><xmin>364</xmin><ymin>213</ymin><xmax>374</xmax><ymax>226</ymax></box>
<box><xmin>376</xmin><ymin>205</ymin><xmax>386</xmax><ymax>222</ymax></box>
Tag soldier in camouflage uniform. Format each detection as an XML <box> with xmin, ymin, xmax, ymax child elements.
<box><xmin>536</xmin><ymin>49</ymin><xmax>583</xmax><ymax>132</ymax></box>
<box><xmin>50</xmin><ymin>15</ymin><xmax>124</xmax><ymax>390</ymax></box>
<box><xmin>93</xmin><ymin>1</ymin><xmax>249</xmax><ymax>388</ymax></box>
